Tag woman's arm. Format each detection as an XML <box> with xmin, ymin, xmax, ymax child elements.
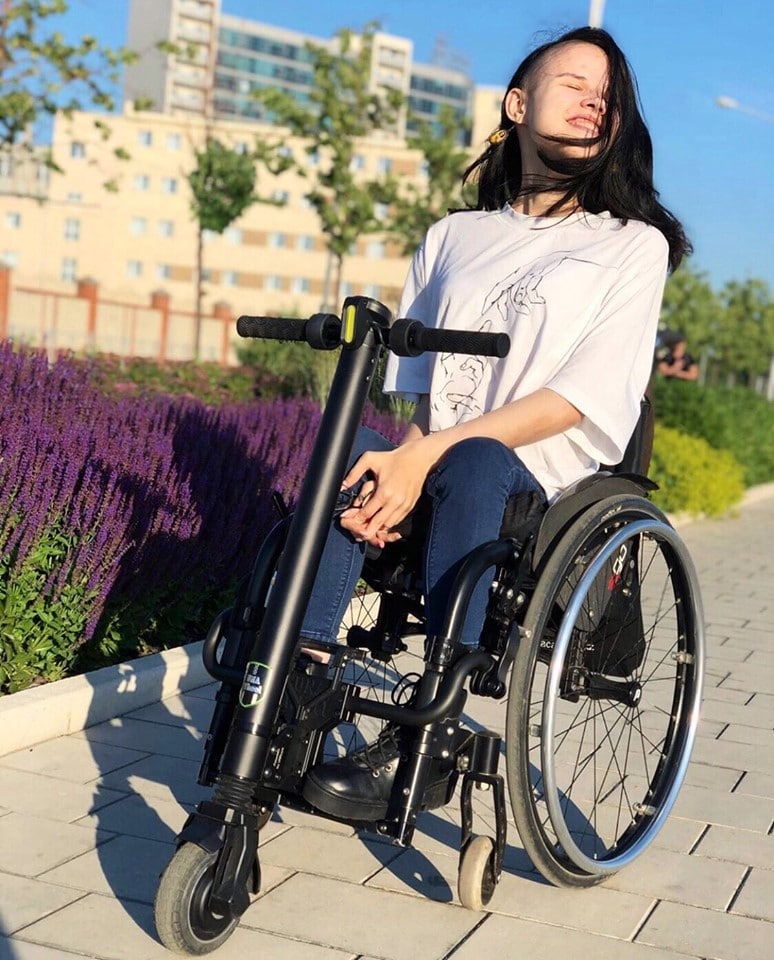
<box><xmin>341</xmin><ymin>388</ymin><xmax>580</xmax><ymax>545</ymax></box>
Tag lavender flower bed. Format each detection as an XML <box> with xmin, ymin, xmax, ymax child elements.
<box><xmin>0</xmin><ymin>343</ymin><xmax>403</xmax><ymax>689</ymax></box>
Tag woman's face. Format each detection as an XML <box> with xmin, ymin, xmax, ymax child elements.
<box><xmin>505</xmin><ymin>42</ymin><xmax>611</xmax><ymax>163</ymax></box>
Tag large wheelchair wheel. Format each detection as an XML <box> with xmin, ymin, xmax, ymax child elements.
<box><xmin>506</xmin><ymin>495</ymin><xmax>704</xmax><ymax>887</ymax></box>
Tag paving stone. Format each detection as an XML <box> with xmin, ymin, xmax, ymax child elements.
<box><xmin>73</xmin><ymin>792</ymin><xmax>190</xmax><ymax>844</ymax></box>
<box><xmin>731</xmin><ymin>867</ymin><xmax>774</xmax><ymax>922</ymax></box>
<box><xmin>699</xmin><ymin>698</ymin><xmax>773</xmax><ymax>728</ymax></box>
<box><xmin>690</xmin><ymin>738</ymin><xmax>774</xmax><ymax>776</ymax></box>
<box><xmin>450</xmin><ymin>913</ymin><xmax>692</xmax><ymax>960</ymax></box>
<box><xmin>694</xmin><ymin>825</ymin><xmax>774</xmax><ymax>869</ymax></box>
<box><xmin>73</xmin><ymin>717</ymin><xmax>204</xmax><ymax>762</ymax></box>
<box><xmin>734</xmin><ymin>770</ymin><xmax>774</xmax><ymax>800</ymax></box>
<box><xmin>683</xmin><ymin>761</ymin><xmax>741</xmax><ymax>792</ymax></box>
<box><xmin>0</xmin><ymin>767</ymin><xmax>126</xmax><ymax>823</ymax></box>
<box><xmin>14</xmin><ymin>895</ymin><xmax>321</xmax><ymax>960</ymax></box>
<box><xmin>125</xmin><ymin>693</ymin><xmax>214</xmax><ymax>732</ymax></box>
<box><xmin>242</xmin><ymin>872</ymin><xmax>479</xmax><ymax>960</ymax></box>
<box><xmin>95</xmin><ymin>754</ymin><xmax>209</xmax><ymax>806</ymax></box>
<box><xmin>39</xmin><ymin>835</ymin><xmax>174</xmax><ymax>904</ymax></box>
<box><xmin>607</xmin><ymin>846</ymin><xmax>746</xmax><ymax>910</ymax></box>
<box><xmin>0</xmin><ymin>873</ymin><xmax>84</xmax><ymax>934</ymax></box>
<box><xmin>0</xmin><ymin>941</ymin><xmax>89</xmax><ymax>959</ymax></box>
<box><xmin>671</xmin><ymin>781</ymin><xmax>773</xmax><ymax>831</ymax></box>
<box><xmin>0</xmin><ymin>736</ymin><xmax>147</xmax><ymax>784</ymax></box>
<box><xmin>0</xmin><ymin>813</ymin><xmax>110</xmax><ymax>878</ymax></box>
<box><xmin>259</xmin><ymin>825</ymin><xmax>403</xmax><ymax>883</ymax></box>
<box><xmin>719</xmin><ymin>725</ymin><xmax>774</xmax><ymax>748</ymax></box>
<box><xmin>636</xmin><ymin>900</ymin><xmax>772</xmax><ymax>960</ymax></box>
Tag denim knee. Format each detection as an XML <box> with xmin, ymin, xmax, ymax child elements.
<box><xmin>428</xmin><ymin>437</ymin><xmax>518</xmax><ymax>499</ymax></box>
<box><xmin>347</xmin><ymin>425</ymin><xmax>394</xmax><ymax>471</ymax></box>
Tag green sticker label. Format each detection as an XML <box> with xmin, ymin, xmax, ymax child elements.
<box><xmin>239</xmin><ymin>661</ymin><xmax>270</xmax><ymax>708</ymax></box>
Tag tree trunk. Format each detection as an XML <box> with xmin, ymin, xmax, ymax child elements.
<box><xmin>194</xmin><ymin>224</ymin><xmax>203</xmax><ymax>361</ymax></box>
<box><xmin>333</xmin><ymin>253</ymin><xmax>344</xmax><ymax>311</ymax></box>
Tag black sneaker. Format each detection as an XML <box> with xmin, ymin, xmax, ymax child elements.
<box><xmin>302</xmin><ymin>725</ymin><xmax>403</xmax><ymax>821</ymax></box>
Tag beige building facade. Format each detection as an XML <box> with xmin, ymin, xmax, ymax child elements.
<box><xmin>0</xmin><ymin>1</ymin><xmax>503</xmax><ymax>361</ymax></box>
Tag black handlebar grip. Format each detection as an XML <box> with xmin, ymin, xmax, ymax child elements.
<box><xmin>236</xmin><ymin>315</ymin><xmax>308</xmax><ymax>341</ymax></box>
<box><xmin>398</xmin><ymin>319</ymin><xmax>509</xmax><ymax>358</ymax></box>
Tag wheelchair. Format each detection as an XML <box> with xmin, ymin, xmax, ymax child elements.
<box><xmin>154</xmin><ymin>298</ymin><xmax>705</xmax><ymax>954</ymax></box>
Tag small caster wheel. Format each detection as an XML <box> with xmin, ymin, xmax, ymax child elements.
<box><xmin>155</xmin><ymin>843</ymin><xmax>242</xmax><ymax>955</ymax></box>
<box><xmin>458</xmin><ymin>835</ymin><xmax>497</xmax><ymax>911</ymax></box>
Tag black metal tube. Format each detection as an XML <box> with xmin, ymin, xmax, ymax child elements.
<box><xmin>219</xmin><ymin>306</ymin><xmax>386</xmax><ymax>782</ymax></box>
<box><xmin>348</xmin><ymin>650</ymin><xmax>492</xmax><ymax>726</ymax></box>
<box><xmin>441</xmin><ymin>540</ymin><xmax>519</xmax><ymax>645</ymax></box>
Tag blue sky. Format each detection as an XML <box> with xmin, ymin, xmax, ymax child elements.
<box><xmin>55</xmin><ymin>0</ymin><xmax>774</xmax><ymax>289</ymax></box>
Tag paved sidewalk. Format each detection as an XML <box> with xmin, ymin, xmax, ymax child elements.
<box><xmin>1</xmin><ymin>499</ymin><xmax>773</xmax><ymax>960</ymax></box>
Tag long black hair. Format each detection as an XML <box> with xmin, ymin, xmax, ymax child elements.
<box><xmin>463</xmin><ymin>27</ymin><xmax>690</xmax><ymax>271</ymax></box>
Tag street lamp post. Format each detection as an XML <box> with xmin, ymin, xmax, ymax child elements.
<box><xmin>589</xmin><ymin>0</ymin><xmax>606</xmax><ymax>28</ymax></box>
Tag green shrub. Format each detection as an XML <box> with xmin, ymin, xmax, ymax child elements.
<box><xmin>653</xmin><ymin>379</ymin><xmax>774</xmax><ymax>487</ymax></box>
<box><xmin>0</xmin><ymin>524</ymin><xmax>96</xmax><ymax>694</ymax></box>
<box><xmin>650</xmin><ymin>426</ymin><xmax>745</xmax><ymax>517</ymax></box>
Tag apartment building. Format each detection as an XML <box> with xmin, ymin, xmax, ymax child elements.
<box><xmin>0</xmin><ymin>1</ymin><xmax>501</xmax><ymax>358</ymax></box>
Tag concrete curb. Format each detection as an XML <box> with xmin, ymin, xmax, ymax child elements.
<box><xmin>3</xmin><ymin>482</ymin><xmax>774</xmax><ymax>759</ymax></box>
<box><xmin>0</xmin><ymin>640</ymin><xmax>208</xmax><ymax>757</ymax></box>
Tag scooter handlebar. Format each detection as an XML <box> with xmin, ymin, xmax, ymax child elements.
<box><xmin>388</xmin><ymin>317</ymin><xmax>510</xmax><ymax>358</ymax></box>
<box><xmin>236</xmin><ymin>315</ymin><xmax>308</xmax><ymax>341</ymax></box>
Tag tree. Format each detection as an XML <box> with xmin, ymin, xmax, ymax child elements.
<box><xmin>387</xmin><ymin>105</ymin><xmax>474</xmax><ymax>255</ymax></box>
<box><xmin>660</xmin><ymin>261</ymin><xmax>724</xmax><ymax>366</ymax></box>
<box><xmin>252</xmin><ymin>24</ymin><xmax>402</xmax><ymax>310</ymax></box>
<box><xmin>716</xmin><ymin>278</ymin><xmax>774</xmax><ymax>386</ymax></box>
<box><xmin>0</xmin><ymin>0</ymin><xmax>137</xmax><ymax>175</ymax></box>
<box><xmin>188</xmin><ymin>138</ymin><xmax>258</xmax><ymax>360</ymax></box>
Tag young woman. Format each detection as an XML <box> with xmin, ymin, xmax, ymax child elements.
<box><xmin>299</xmin><ymin>26</ymin><xmax>690</xmax><ymax>819</ymax></box>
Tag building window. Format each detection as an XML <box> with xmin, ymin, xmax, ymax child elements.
<box><xmin>202</xmin><ymin>228</ymin><xmax>216</xmax><ymax>244</ymax></box>
<box><xmin>0</xmin><ymin>156</ymin><xmax>12</xmax><ymax>177</ymax></box>
<box><xmin>130</xmin><ymin>216</ymin><xmax>148</xmax><ymax>236</ymax></box>
<box><xmin>158</xmin><ymin>219</ymin><xmax>175</xmax><ymax>237</ymax></box>
<box><xmin>222</xmin><ymin>270</ymin><xmax>238</xmax><ymax>287</ymax></box>
<box><xmin>291</xmin><ymin>277</ymin><xmax>310</xmax><ymax>294</ymax></box>
<box><xmin>161</xmin><ymin>177</ymin><xmax>178</xmax><ymax>195</ymax></box>
<box><xmin>1</xmin><ymin>251</ymin><xmax>19</xmax><ymax>268</ymax></box>
<box><xmin>225</xmin><ymin>227</ymin><xmax>242</xmax><ymax>245</ymax></box>
<box><xmin>134</xmin><ymin>174</ymin><xmax>150</xmax><ymax>191</ymax></box>
<box><xmin>61</xmin><ymin>257</ymin><xmax>77</xmax><ymax>281</ymax></box>
<box><xmin>5</xmin><ymin>212</ymin><xmax>21</xmax><ymax>229</ymax></box>
<box><xmin>300</xmin><ymin>195</ymin><xmax>315</xmax><ymax>210</ymax></box>
<box><xmin>165</xmin><ymin>132</ymin><xmax>181</xmax><ymax>150</ymax></box>
<box><xmin>138</xmin><ymin>130</ymin><xmax>153</xmax><ymax>147</ymax></box>
<box><xmin>350</xmin><ymin>154</ymin><xmax>366</xmax><ymax>171</ymax></box>
<box><xmin>126</xmin><ymin>260</ymin><xmax>143</xmax><ymax>278</ymax></box>
<box><xmin>268</xmin><ymin>232</ymin><xmax>286</xmax><ymax>249</ymax></box>
<box><xmin>156</xmin><ymin>264</ymin><xmax>171</xmax><ymax>280</ymax></box>
<box><xmin>340</xmin><ymin>281</ymin><xmax>353</xmax><ymax>297</ymax></box>
<box><xmin>201</xmin><ymin>267</ymin><xmax>213</xmax><ymax>282</ymax></box>
<box><xmin>64</xmin><ymin>218</ymin><xmax>80</xmax><ymax>241</ymax></box>
<box><xmin>376</xmin><ymin>157</ymin><xmax>392</xmax><ymax>174</ymax></box>
<box><xmin>70</xmin><ymin>142</ymin><xmax>85</xmax><ymax>159</ymax></box>
<box><xmin>296</xmin><ymin>234</ymin><xmax>314</xmax><ymax>251</ymax></box>
<box><xmin>363</xmin><ymin>283</ymin><xmax>381</xmax><ymax>298</ymax></box>
<box><xmin>67</xmin><ymin>192</ymin><xmax>82</xmax><ymax>203</ymax></box>
<box><xmin>366</xmin><ymin>241</ymin><xmax>385</xmax><ymax>259</ymax></box>
<box><xmin>374</xmin><ymin>202</ymin><xmax>389</xmax><ymax>221</ymax></box>
<box><xmin>272</xmin><ymin>189</ymin><xmax>289</xmax><ymax>204</ymax></box>
<box><xmin>264</xmin><ymin>275</ymin><xmax>282</xmax><ymax>291</ymax></box>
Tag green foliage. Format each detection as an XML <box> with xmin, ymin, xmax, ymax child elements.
<box><xmin>660</xmin><ymin>265</ymin><xmax>774</xmax><ymax>387</ymax></box>
<box><xmin>650</xmin><ymin>426</ymin><xmax>745</xmax><ymax>518</ymax></box>
<box><xmin>388</xmin><ymin>104</ymin><xmax>476</xmax><ymax>255</ymax></box>
<box><xmin>653</xmin><ymin>378</ymin><xmax>774</xmax><ymax>487</ymax></box>
<box><xmin>0</xmin><ymin>0</ymin><xmax>137</xmax><ymax>177</ymax></box>
<box><xmin>0</xmin><ymin>522</ymin><xmax>95</xmax><ymax>693</ymax></box>
<box><xmin>188</xmin><ymin>137</ymin><xmax>258</xmax><ymax>234</ymax></box>
<box><xmin>252</xmin><ymin>23</ymin><xmax>402</xmax><ymax>306</ymax></box>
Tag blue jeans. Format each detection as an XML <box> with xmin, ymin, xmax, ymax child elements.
<box><xmin>300</xmin><ymin>427</ymin><xmax>545</xmax><ymax>646</ymax></box>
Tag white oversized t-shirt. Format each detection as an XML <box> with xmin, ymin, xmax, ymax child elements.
<box><xmin>383</xmin><ymin>205</ymin><xmax>669</xmax><ymax>500</ymax></box>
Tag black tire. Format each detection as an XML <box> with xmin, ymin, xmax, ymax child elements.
<box><xmin>458</xmin><ymin>835</ymin><xmax>497</xmax><ymax>910</ymax></box>
<box><xmin>506</xmin><ymin>495</ymin><xmax>704</xmax><ymax>886</ymax></box>
<box><xmin>155</xmin><ymin>843</ymin><xmax>241</xmax><ymax>955</ymax></box>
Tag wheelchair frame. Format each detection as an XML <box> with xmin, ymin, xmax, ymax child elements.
<box><xmin>154</xmin><ymin>297</ymin><xmax>705</xmax><ymax>954</ymax></box>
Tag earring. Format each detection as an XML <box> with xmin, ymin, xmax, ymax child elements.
<box><xmin>487</xmin><ymin>127</ymin><xmax>508</xmax><ymax>145</ymax></box>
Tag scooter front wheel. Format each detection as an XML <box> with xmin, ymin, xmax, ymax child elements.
<box><xmin>155</xmin><ymin>843</ymin><xmax>241</xmax><ymax>955</ymax></box>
